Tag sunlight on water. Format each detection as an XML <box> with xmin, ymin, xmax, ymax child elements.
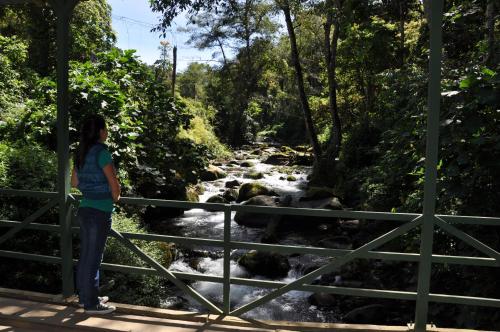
<box><xmin>161</xmin><ymin>147</ymin><xmax>340</xmax><ymax>322</ymax></box>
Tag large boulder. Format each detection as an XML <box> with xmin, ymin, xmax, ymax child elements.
<box><xmin>206</xmin><ymin>195</ymin><xmax>228</xmax><ymax>204</ymax></box>
<box><xmin>263</xmin><ymin>153</ymin><xmax>289</xmax><ymax>165</ymax></box>
<box><xmin>204</xmin><ymin>195</ymin><xmax>228</xmax><ymax>212</ymax></box>
<box><xmin>238</xmin><ymin>250</ymin><xmax>291</xmax><ymax>278</ymax></box>
<box><xmin>281</xmin><ymin>197</ymin><xmax>343</xmax><ymax>230</ymax></box>
<box><xmin>295</xmin><ymin>197</ymin><xmax>343</xmax><ymax>210</ymax></box>
<box><xmin>200</xmin><ymin>165</ymin><xmax>227</xmax><ymax>181</ymax></box>
<box><xmin>239</xmin><ymin>161</ymin><xmax>254</xmax><ymax>167</ymax></box>
<box><xmin>300</xmin><ymin>187</ymin><xmax>339</xmax><ymax>201</ymax></box>
<box><xmin>292</xmin><ymin>154</ymin><xmax>314</xmax><ymax>166</ymax></box>
<box><xmin>141</xmin><ymin>181</ymin><xmax>189</xmax><ymax>222</ymax></box>
<box><xmin>225</xmin><ymin>179</ymin><xmax>241</xmax><ymax>188</ymax></box>
<box><xmin>243</xmin><ymin>171</ymin><xmax>264</xmax><ymax>180</ymax></box>
<box><xmin>222</xmin><ymin>189</ymin><xmax>239</xmax><ymax>202</ymax></box>
<box><xmin>237</xmin><ymin>182</ymin><xmax>276</xmax><ymax>202</ymax></box>
<box><xmin>234</xmin><ymin>195</ymin><xmax>280</xmax><ymax>228</ymax></box>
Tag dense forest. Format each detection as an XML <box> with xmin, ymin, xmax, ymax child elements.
<box><xmin>0</xmin><ymin>0</ymin><xmax>499</xmax><ymax>329</ymax></box>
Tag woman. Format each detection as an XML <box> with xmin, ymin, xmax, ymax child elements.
<box><xmin>71</xmin><ymin>114</ymin><xmax>120</xmax><ymax>314</ymax></box>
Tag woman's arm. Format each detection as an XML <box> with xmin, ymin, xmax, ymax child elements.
<box><xmin>71</xmin><ymin>168</ymin><xmax>79</xmax><ymax>188</ymax></box>
<box><xmin>103</xmin><ymin>164</ymin><xmax>121</xmax><ymax>202</ymax></box>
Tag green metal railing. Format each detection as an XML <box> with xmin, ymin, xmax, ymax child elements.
<box><xmin>1</xmin><ymin>0</ymin><xmax>499</xmax><ymax>331</ymax></box>
<box><xmin>1</xmin><ymin>188</ymin><xmax>500</xmax><ymax>325</ymax></box>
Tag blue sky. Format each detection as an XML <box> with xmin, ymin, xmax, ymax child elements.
<box><xmin>108</xmin><ymin>0</ymin><xmax>220</xmax><ymax>71</ymax></box>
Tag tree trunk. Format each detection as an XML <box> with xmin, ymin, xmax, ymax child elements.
<box><xmin>399</xmin><ymin>0</ymin><xmax>406</xmax><ymax>67</ymax></box>
<box><xmin>485</xmin><ymin>0</ymin><xmax>496</xmax><ymax>67</ymax></box>
<box><xmin>280</xmin><ymin>0</ymin><xmax>322</xmax><ymax>159</ymax></box>
<box><xmin>217</xmin><ymin>37</ymin><xmax>228</xmax><ymax>66</ymax></box>
<box><xmin>171</xmin><ymin>45</ymin><xmax>177</xmax><ymax>97</ymax></box>
<box><xmin>322</xmin><ymin>0</ymin><xmax>342</xmax><ymax>175</ymax></box>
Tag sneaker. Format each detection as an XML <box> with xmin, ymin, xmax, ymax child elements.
<box><xmin>84</xmin><ymin>303</ymin><xmax>116</xmax><ymax>315</ymax></box>
<box><xmin>78</xmin><ymin>296</ymin><xmax>110</xmax><ymax>308</ymax></box>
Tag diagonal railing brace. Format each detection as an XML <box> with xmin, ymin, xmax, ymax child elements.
<box><xmin>230</xmin><ymin>215</ymin><xmax>423</xmax><ymax>316</ymax></box>
<box><xmin>110</xmin><ymin>228</ymin><xmax>223</xmax><ymax>314</ymax></box>
<box><xmin>435</xmin><ymin>216</ymin><xmax>500</xmax><ymax>262</ymax></box>
<box><xmin>0</xmin><ymin>198</ymin><xmax>58</xmax><ymax>245</ymax></box>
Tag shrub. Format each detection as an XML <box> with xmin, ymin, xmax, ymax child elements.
<box><xmin>100</xmin><ymin>212</ymin><xmax>175</xmax><ymax>307</ymax></box>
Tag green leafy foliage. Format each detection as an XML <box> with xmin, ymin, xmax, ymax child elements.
<box><xmin>0</xmin><ymin>2</ymin><xmax>225</xmax><ymax>305</ymax></box>
<box><xmin>438</xmin><ymin>66</ymin><xmax>500</xmax><ymax>215</ymax></box>
<box><xmin>0</xmin><ymin>142</ymin><xmax>56</xmax><ymax>192</ymax></box>
<box><xmin>0</xmin><ymin>35</ymin><xmax>29</xmax><ymax>113</ymax></box>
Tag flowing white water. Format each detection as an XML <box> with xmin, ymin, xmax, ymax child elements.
<box><xmin>161</xmin><ymin>147</ymin><xmax>339</xmax><ymax>322</ymax></box>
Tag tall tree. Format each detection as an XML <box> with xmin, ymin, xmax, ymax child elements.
<box><xmin>485</xmin><ymin>0</ymin><xmax>496</xmax><ymax>67</ymax></box>
<box><xmin>277</xmin><ymin>0</ymin><xmax>321</xmax><ymax>157</ymax></box>
<box><xmin>157</xmin><ymin>0</ymin><xmax>277</xmax><ymax>145</ymax></box>
<box><xmin>276</xmin><ymin>0</ymin><xmax>349</xmax><ymax>185</ymax></box>
<box><xmin>179</xmin><ymin>11</ymin><xmax>230</xmax><ymax>65</ymax></box>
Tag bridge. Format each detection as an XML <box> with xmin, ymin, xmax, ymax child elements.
<box><xmin>0</xmin><ymin>0</ymin><xmax>499</xmax><ymax>331</ymax></box>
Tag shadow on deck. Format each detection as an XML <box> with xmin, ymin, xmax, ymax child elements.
<box><xmin>0</xmin><ymin>288</ymin><xmax>488</xmax><ymax>332</ymax></box>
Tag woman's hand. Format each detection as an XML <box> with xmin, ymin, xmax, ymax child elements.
<box><xmin>71</xmin><ymin>168</ymin><xmax>79</xmax><ymax>188</ymax></box>
<box><xmin>103</xmin><ymin>164</ymin><xmax>121</xmax><ymax>202</ymax></box>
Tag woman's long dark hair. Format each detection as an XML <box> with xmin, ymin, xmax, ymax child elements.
<box><xmin>75</xmin><ymin>114</ymin><xmax>106</xmax><ymax>170</ymax></box>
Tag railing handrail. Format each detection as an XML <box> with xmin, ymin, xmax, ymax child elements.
<box><xmin>1</xmin><ymin>187</ymin><xmax>500</xmax><ymax>322</ymax></box>
<box><xmin>2</xmin><ymin>188</ymin><xmax>499</xmax><ymax>224</ymax></box>
<box><xmin>2</xmin><ymin>219</ymin><xmax>499</xmax><ymax>268</ymax></box>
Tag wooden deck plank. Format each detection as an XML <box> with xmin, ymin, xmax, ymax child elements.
<box><xmin>0</xmin><ymin>296</ymin><xmax>292</xmax><ymax>332</ymax></box>
<box><xmin>0</xmin><ymin>288</ymin><xmax>494</xmax><ymax>332</ymax></box>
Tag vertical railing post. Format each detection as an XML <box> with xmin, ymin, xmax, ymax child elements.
<box><xmin>54</xmin><ymin>0</ymin><xmax>78</xmax><ymax>298</ymax></box>
<box><xmin>414</xmin><ymin>0</ymin><xmax>444</xmax><ymax>330</ymax></box>
<box><xmin>222</xmin><ymin>206</ymin><xmax>232</xmax><ymax>315</ymax></box>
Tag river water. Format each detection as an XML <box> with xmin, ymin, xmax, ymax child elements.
<box><xmin>161</xmin><ymin>146</ymin><xmax>339</xmax><ymax>322</ymax></box>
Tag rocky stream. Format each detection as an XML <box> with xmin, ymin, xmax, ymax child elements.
<box><xmin>145</xmin><ymin>143</ymin><xmax>416</xmax><ymax>325</ymax></box>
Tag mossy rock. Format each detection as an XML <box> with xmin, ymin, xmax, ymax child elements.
<box><xmin>263</xmin><ymin>153</ymin><xmax>289</xmax><ymax>165</ymax></box>
<box><xmin>206</xmin><ymin>195</ymin><xmax>228</xmax><ymax>204</ymax></box>
<box><xmin>225</xmin><ymin>179</ymin><xmax>241</xmax><ymax>188</ymax></box>
<box><xmin>234</xmin><ymin>195</ymin><xmax>280</xmax><ymax>227</ymax></box>
<box><xmin>300</xmin><ymin>186</ymin><xmax>339</xmax><ymax>201</ymax></box>
<box><xmin>286</xmin><ymin>175</ymin><xmax>297</xmax><ymax>181</ymax></box>
<box><xmin>222</xmin><ymin>189</ymin><xmax>239</xmax><ymax>202</ymax></box>
<box><xmin>158</xmin><ymin>242</ymin><xmax>175</xmax><ymax>268</ymax></box>
<box><xmin>250</xmin><ymin>148</ymin><xmax>264</xmax><ymax>156</ymax></box>
<box><xmin>292</xmin><ymin>154</ymin><xmax>314</xmax><ymax>166</ymax></box>
<box><xmin>239</xmin><ymin>161</ymin><xmax>254</xmax><ymax>167</ymax></box>
<box><xmin>294</xmin><ymin>145</ymin><xmax>310</xmax><ymax>152</ymax></box>
<box><xmin>237</xmin><ymin>182</ymin><xmax>274</xmax><ymax>202</ymax></box>
<box><xmin>142</xmin><ymin>182</ymin><xmax>188</xmax><ymax>221</ymax></box>
<box><xmin>186</xmin><ymin>186</ymin><xmax>200</xmax><ymax>202</ymax></box>
<box><xmin>200</xmin><ymin>165</ymin><xmax>227</xmax><ymax>181</ymax></box>
<box><xmin>244</xmin><ymin>171</ymin><xmax>264</xmax><ymax>180</ymax></box>
<box><xmin>296</xmin><ymin>197</ymin><xmax>343</xmax><ymax>210</ymax></box>
<box><xmin>238</xmin><ymin>250</ymin><xmax>290</xmax><ymax>278</ymax></box>
<box><xmin>280</xmin><ymin>145</ymin><xmax>297</xmax><ymax>155</ymax></box>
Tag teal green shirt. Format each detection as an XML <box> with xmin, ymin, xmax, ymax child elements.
<box><xmin>79</xmin><ymin>148</ymin><xmax>114</xmax><ymax>213</ymax></box>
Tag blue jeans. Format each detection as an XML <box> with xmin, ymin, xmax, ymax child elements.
<box><xmin>76</xmin><ymin>207</ymin><xmax>112</xmax><ymax>309</ymax></box>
